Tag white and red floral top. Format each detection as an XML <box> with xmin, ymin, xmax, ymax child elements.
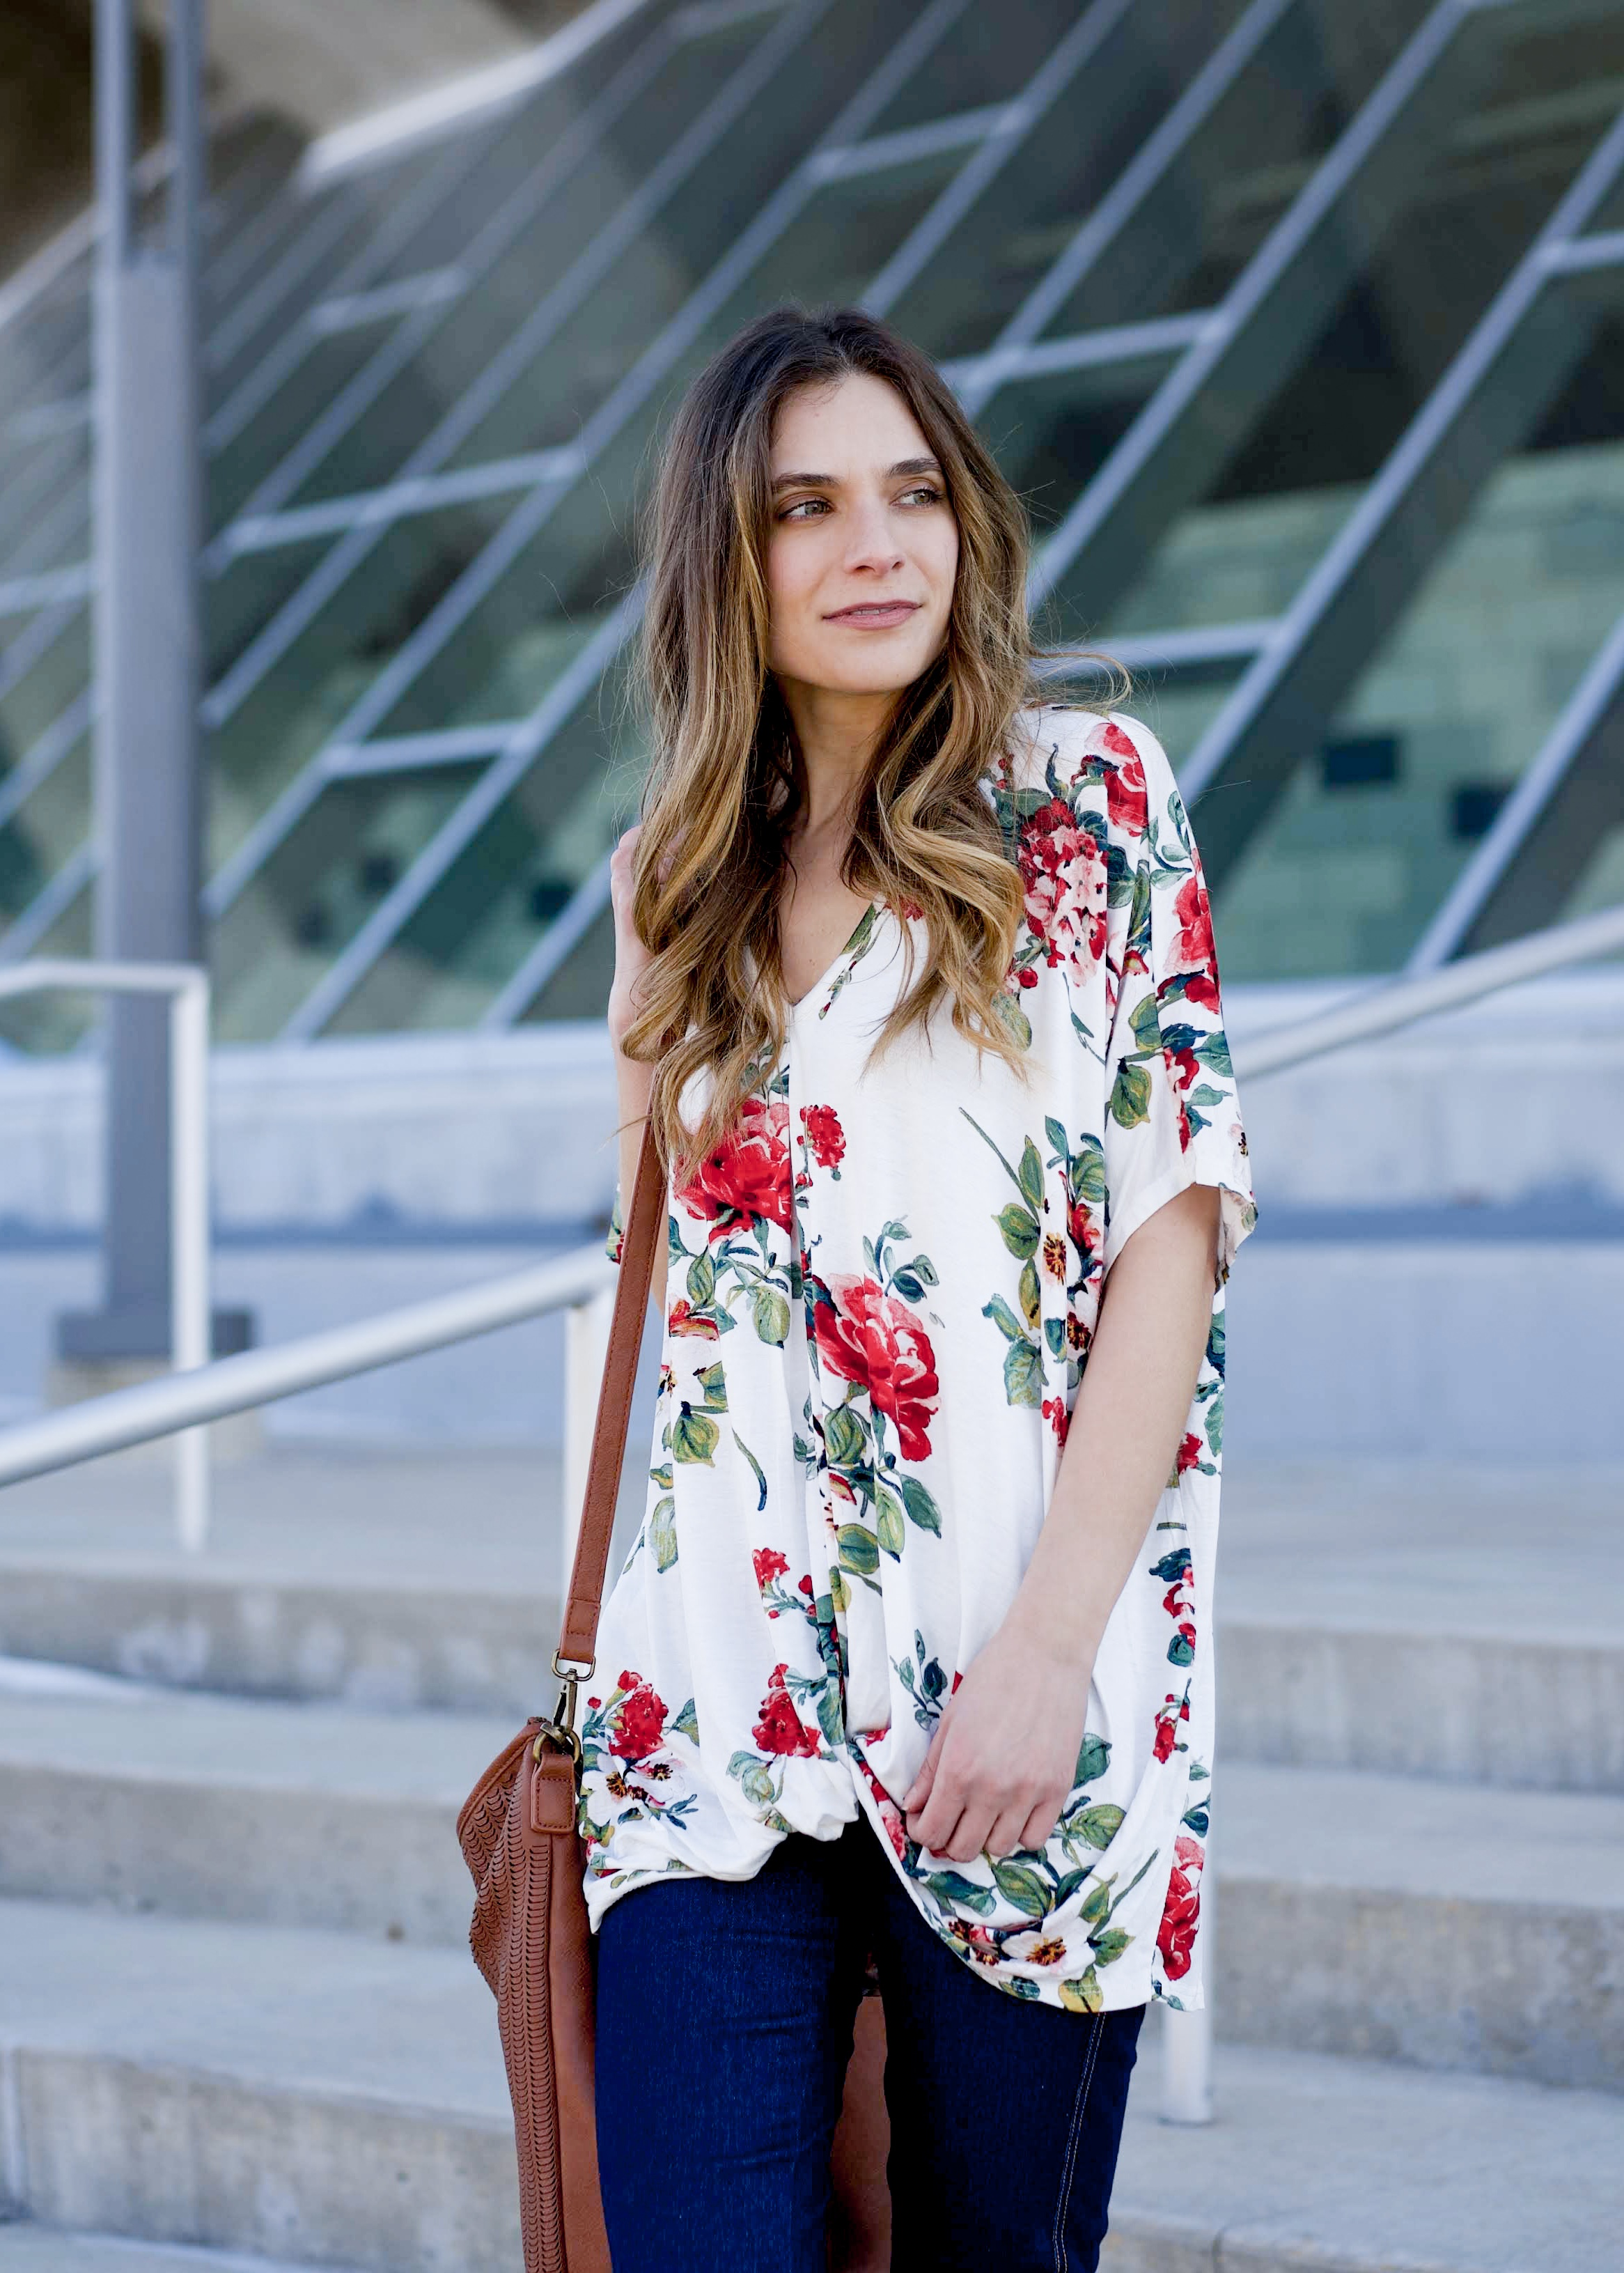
<box><xmin>582</xmin><ymin>708</ymin><xmax>1255</xmax><ymax>2012</ymax></box>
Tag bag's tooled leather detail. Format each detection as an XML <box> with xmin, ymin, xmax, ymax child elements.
<box><xmin>458</xmin><ymin>1114</ymin><xmax>890</xmax><ymax>2271</ymax></box>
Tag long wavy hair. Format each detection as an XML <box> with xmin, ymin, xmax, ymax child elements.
<box><xmin>620</xmin><ymin>305</ymin><xmax>1097</xmax><ymax>1181</ymax></box>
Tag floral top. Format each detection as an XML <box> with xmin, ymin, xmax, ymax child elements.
<box><xmin>583</xmin><ymin>708</ymin><xmax>1255</xmax><ymax>2012</ymax></box>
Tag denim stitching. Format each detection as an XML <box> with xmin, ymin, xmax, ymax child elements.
<box><xmin>1052</xmin><ymin>2012</ymin><xmax>1106</xmax><ymax>2271</ymax></box>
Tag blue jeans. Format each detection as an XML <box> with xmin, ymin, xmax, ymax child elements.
<box><xmin>594</xmin><ymin>1816</ymin><xmax>1145</xmax><ymax>2272</ymax></box>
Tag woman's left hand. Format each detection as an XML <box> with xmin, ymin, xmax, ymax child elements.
<box><xmin>900</xmin><ymin>1608</ymin><xmax>1091</xmax><ymax>1863</ymax></box>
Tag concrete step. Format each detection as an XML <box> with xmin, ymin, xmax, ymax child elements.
<box><xmin>1107</xmin><ymin>2036</ymin><xmax>1624</xmax><ymax>2273</ymax></box>
<box><xmin>0</xmin><ymin>1689</ymin><xmax>515</xmax><ymax>1946</ymax></box>
<box><xmin>1221</xmin><ymin>1615</ymin><xmax>1624</xmax><ymax>1792</ymax></box>
<box><xmin>6</xmin><ymin>1551</ymin><xmax>1620</xmax><ymax>1797</ymax></box>
<box><xmin>1219</xmin><ymin>1760</ymin><xmax>1624</xmax><ymax>2093</ymax></box>
<box><xmin>0</xmin><ymin>1558</ymin><xmax>558</xmax><ymax>1716</ymax></box>
<box><xmin>4</xmin><ymin>1690</ymin><xmax>1623</xmax><ymax>2095</ymax></box>
<box><xmin>0</xmin><ymin>1897</ymin><xmax>1618</xmax><ymax>2273</ymax></box>
<box><xmin>0</xmin><ymin>1896</ymin><xmax>517</xmax><ymax>2273</ymax></box>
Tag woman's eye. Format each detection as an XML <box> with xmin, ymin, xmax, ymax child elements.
<box><xmin>779</xmin><ymin>497</ymin><xmax>829</xmax><ymax>520</ymax></box>
<box><xmin>899</xmin><ymin>485</ymin><xmax>944</xmax><ymax>509</ymax></box>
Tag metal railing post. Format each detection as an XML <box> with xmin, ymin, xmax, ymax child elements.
<box><xmin>0</xmin><ymin>956</ymin><xmax>212</xmax><ymax>1549</ymax></box>
<box><xmin>169</xmin><ymin>969</ymin><xmax>212</xmax><ymax>1549</ymax></box>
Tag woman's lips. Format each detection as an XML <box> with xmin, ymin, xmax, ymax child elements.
<box><xmin>822</xmin><ymin>600</ymin><xmax>923</xmax><ymax>628</ymax></box>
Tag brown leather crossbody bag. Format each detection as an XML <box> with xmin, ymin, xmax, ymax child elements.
<box><xmin>456</xmin><ymin>1117</ymin><xmax>890</xmax><ymax>2272</ymax></box>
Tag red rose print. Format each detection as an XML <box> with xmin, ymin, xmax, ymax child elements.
<box><xmin>1017</xmin><ymin>797</ymin><xmax>1108</xmax><ymax>988</ymax></box>
<box><xmin>800</xmin><ymin>1104</ymin><xmax>845</xmax><ymax>1171</ymax></box>
<box><xmin>753</xmin><ymin>1546</ymin><xmax>789</xmax><ymax>1591</ymax></box>
<box><xmin>1174</xmin><ymin>1432</ymin><xmax>1203</xmax><ymax>1475</ymax></box>
<box><xmin>751</xmin><ymin>1662</ymin><xmax>822</xmax><ymax>1758</ymax></box>
<box><xmin>1041</xmin><ymin>1394</ymin><xmax>1070</xmax><ymax>1446</ymax></box>
<box><xmin>813</xmin><ymin>1275</ymin><xmax>940</xmax><ymax>1460</ymax></box>
<box><xmin>609</xmin><ymin>1672</ymin><xmax>669</xmax><ymax>1762</ymax></box>
<box><xmin>676</xmin><ymin>1096</ymin><xmax>793</xmax><ymax>1240</ymax></box>
<box><xmin>1100</xmin><ymin>724</ymin><xmax>1149</xmax><ymax>837</ymax></box>
<box><xmin>1157</xmin><ymin>1833</ymin><xmax>1204</xmax><ymax>1981</ymax></box>
<box><xmin>797</xmin><ymin>1574</ymin><xmax>814</xmax><ymax>1596</ymax></box>
<box><xmin>1172</xmin><ymin>872</ymin><xmax>1221</xmax><ymax>1013</ymax></box>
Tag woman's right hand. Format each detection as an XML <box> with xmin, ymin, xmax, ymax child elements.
<box><xmin>607</xmin><ymin>823</ymin><xmax>655</xmax><ymax>1048</ymax></box>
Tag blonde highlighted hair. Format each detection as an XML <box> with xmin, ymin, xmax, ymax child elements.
<box><xmin>620</xmin><ymin>304</ymin><xmax>1109</xmax><ymax>1181</ymax></box>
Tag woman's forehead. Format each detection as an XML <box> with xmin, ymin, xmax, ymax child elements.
<box><xmin>770</xmin><ymin>373</ymin><xmax>930</xmax><ymax>470</ymax></box>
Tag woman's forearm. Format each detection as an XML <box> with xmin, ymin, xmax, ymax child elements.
<box><xmin>1009</xmin><ymin>1181</ymin><xmax>1220</xmax><ymax>1670</ymax></box>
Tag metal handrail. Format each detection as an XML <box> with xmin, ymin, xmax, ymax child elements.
<box><xmin>1236</xmin><ymin>899</ymin><xmax>1624</xmax><ymax>1078</ymax></box>
<box><xmin>0</xmin><ymin>1242</ymin><xmax>612</xmax><ymax>1490</ymax></box>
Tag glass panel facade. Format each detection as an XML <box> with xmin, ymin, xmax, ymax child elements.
<box><xmin>1</xmin><ymin>0</ymin><xmax>1621</xmax><ymax>1045</ymax></box>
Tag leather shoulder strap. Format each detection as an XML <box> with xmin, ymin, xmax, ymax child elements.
<box><xmin>557</xmin><ymin>1113</ymin><xmax>666</xmax><ymax>1668</ymax></box>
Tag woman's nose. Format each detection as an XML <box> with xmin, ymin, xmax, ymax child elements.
<box><xmin>843</xmin><ymin>499</ymin><xmax>905</xmax><ymax>574</ymax></box>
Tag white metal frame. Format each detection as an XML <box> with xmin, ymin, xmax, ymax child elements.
<box><xmin>0</xmin><ymin>958</ymin><xmax>211</xmax><ymax>1548</ymax></box>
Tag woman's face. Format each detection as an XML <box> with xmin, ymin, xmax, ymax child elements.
<box><xmin>765</xmin><ymin>372</ymin><xmax>959</xmax><ymax>703</ymax></box>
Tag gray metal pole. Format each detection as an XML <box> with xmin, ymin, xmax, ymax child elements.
<box><xmin>63</xmin><ymin>0</ymin><xmax>218</xmax><ymax>1371</ymax></box>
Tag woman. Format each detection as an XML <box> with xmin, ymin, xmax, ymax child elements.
<box><xmin>586</xmin><ymin>306</ymin><xmax>1254</xmax><ymax>2272</ymax></box>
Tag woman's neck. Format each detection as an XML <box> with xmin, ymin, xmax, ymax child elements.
<box><xmin>778</xmin><ymin>677</ymin><xmax>893</xmax><ymax>837</ymax></box>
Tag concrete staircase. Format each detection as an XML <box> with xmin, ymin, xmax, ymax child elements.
<box><xmin>0</xmin><ymin>1448</ymin><xmax>1620</xmax><ymax>2272</ymax></box>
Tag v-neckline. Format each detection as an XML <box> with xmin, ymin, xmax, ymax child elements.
<box><xmin>786</xmin><ymin>899</ymin><xmax>880</xmax><ymax>1016</ymax></box>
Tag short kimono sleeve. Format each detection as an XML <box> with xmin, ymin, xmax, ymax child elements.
<box><xmin>1097</xmin><ymin>715</ymin><xmax>1256</xmax><ymax>1277</ymax></box>
<box><xmin>604</xmin><ymin>1194</ymin><xmax>625</xmax><ymax>1266</ymax></box>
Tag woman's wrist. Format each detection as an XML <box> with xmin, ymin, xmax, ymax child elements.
<box><xmin>1004</xmin><ymin>1565</ymin><xmax>1106</xmax><ymax>1673</ymax></box>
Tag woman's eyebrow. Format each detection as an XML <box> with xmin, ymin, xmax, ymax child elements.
<box><xmin>770</xmin><ymin>455</ymin><xmax>942</xmax><ymax>492</ymax></box>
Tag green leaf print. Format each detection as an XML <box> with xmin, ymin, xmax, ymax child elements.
<box><xmin>1166</xmin><ymin>1631</ymin><xmax>1195</xmax><ymax>1667</ymax></box>
<box><xmin>900</xmin><ymin>1473</ymin><xmax>942</xmax><ymax>1535</ymax></box>
<box><xmin>650</xmin><ymin>1496</ymin><xmax>678</xmax><ymax>1572</ymax></box>
<box><xmin>1003</xmin><ymin>1336</ymin><xmax>1045</xmax><ymax>1408</ymax></box>
<box><xmin>1187</xmin><ymin>1083</ymin><xmax>1227</xmax><ymax>1108</ymax></box>
<box><xmin>1129</xmin><ymin>993</ymin><xmax>1162</xmax><ymax>1054</ymax></box>
<box><xmin>731</xmin><ymin>1429</ymin><xmax>768</xmax><ymax>1513</ymax></box>
<box><xmin>995</xmin><ymin>1202</ymin><xmax>1040</xmax><ymax>1259</ymax></box>
<box><xmin>727</xmin><ymin>1751</ymin><xmax>778</xmax><ymax>1808</ymax></box>
<box><xmin>1016</xmin><ymin>1136</ymin><xmax>1045</xmax><ymax>1212</ymax></box>
<box><xmin>1075</xmin><ymin>1731</ymin><xmax>1111</xmax><ymax>1786</ymax></box>
<box><xmin>991</xmin><ymin>1859</ymin><xmax>1052</xmax><ymax>1917</ymax></box>
<box><xmin>1045</xmin><ymin>1115</ymin><xmax>1069</xmax><ymax>1157</ymax></box>
<box><xmin>686</xmin><ymin>1250</ymin><xmax>715</xmax><ymax>1305</ymax></box>
<box><xmin>1109</xmin><ymin>1058</ymin><xmax>1153</xmax><ymax>1129</ymax></box>
<box><xmin>1045</xmin><ymin>1316</ymin><xmax>1066</xmax><ymax>1358</ymax></box>
<box><xmin>749</xmin><ymin>1285</ymin><xmax>791</xmax><ymax>1347</ymax></box>
<box><xmin>837</xmin><ymin>1524</ymin><xmax>880</xmax><ymax>1576</ymax></box>
<box><xmin>983</xmin><ymin>1293</ymin><xmax>1026</xmax><ymax>1342</ymax></box>
<box><xmin>1089</xmin><ymin>1927</ymin><xmax>1134</xmax><ymax>1967</ymax></box>
<box><xmin>1076</xmin><ymin>1803</ymin><xmax>1126</xmax><ymax>1849</ymax></box>
<box><xmin>1058</xmin><ymin>1969</ymin><xmax>1104</xmax><ymax>2015</ymax></box>
<box><xmin>1018</xmin><ymin>1258</ymin><xmax>1041</xmax><ymax>1331</ymax></box>
<box><xmin>823</xmin><ymin>1400</ymin><xmax>868</xmax><ymax>1471</ymax></box>
<box><xmin>671</xmin><ymin>1697</ymin><xmax>699</xmax><ymax>1741</ymax></box>
<box><xmin>671</xmin><ymin>1407</ymin><xmax>719</xmax><ymax>1465</ymax></box>
<box><xmin>875</xmin><ymin>1490</ymin><xmax>906</xmax><ymax>1561</ymax></box>
<box><xmin>992</xmin><ymin>989</ymin><xmax>1032</xmax><ymax>1049</ymax></box>
<box><xmin>695</xmin><ymin>1361</ymin><xmax>728</xmax><ymax>1411</ymax></box>
<box><xmin>815</xmin><ymin>1681</ymin><xmax>845</xmax><ymax>1749</ymax></box>
<box><xmin>1196</xmin><ymin>1031</ymin><xmax>1234</xmax><ymax>1078</ymax></box>
<box><xmin>1072</xmin><ymin>1137</ymin><xmax>1107</xmax><ymax>1209</ymax></box>
<box><xmin>1079</xmin><ymin>1879</ymin><xmax>1112</xmax><ymax>1926</ymax></box>
<box><xmin>924</xmin><ymin>1870</ymin><xmax>997</xmax><ymax>1918</ymax></box>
